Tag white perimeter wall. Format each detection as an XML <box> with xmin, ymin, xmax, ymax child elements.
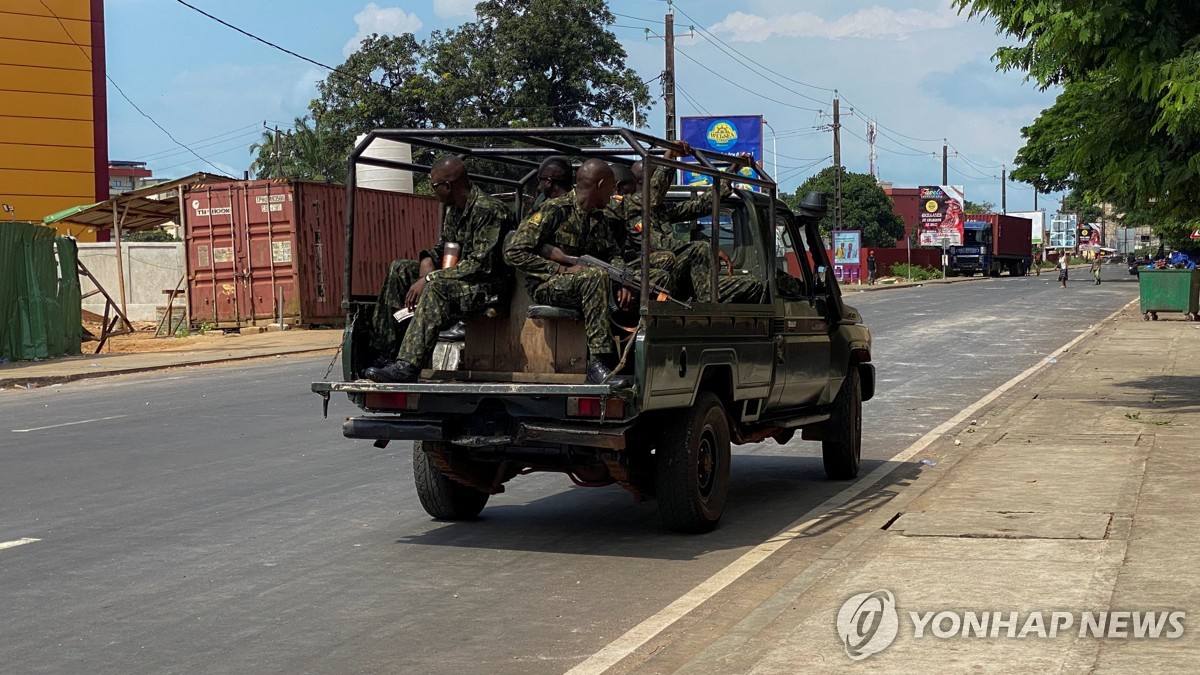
<box><xmin>77</xmin><ymin>242</ymin><xmax>185</xmax><ymax>322</ymax></box>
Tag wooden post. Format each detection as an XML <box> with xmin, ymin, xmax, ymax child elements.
<box><xmin>112</xmin><ymin>200</ymin><xmax>129</xmax><ymax>321</ymax></box>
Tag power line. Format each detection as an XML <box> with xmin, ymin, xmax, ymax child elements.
<box><xmin>138</xmin><ymin>129</ymin><xmax>262</xmax><ymax>164</ymax></box>
<box><xmin>37</xmin><ymin>0</ymin><xmax>227</xmax><ymax>175</ymax></box>
<box><xmin>612</xmin><ymin>11</ymin><xmax>658</xmax><ymax>25</ymax></box>
<box><xmin>675</xmin><ymin>82</ymin><xmax>711</xmax><ymax>116</ymax></box>
<box><xmin>172</xmin><ymin>0</ymin><xmax>336</xmax><ymax>72</ymax></box>
<box><xmin>673</xmin><ymin>46</ymin><xmax>822</xmax><ymax>113</ymax></box>
<box><xmin>136</xmin><ymin>123</ymin><xmax>262</xmax><ymax>161</ymax></box>
<box><xmin>106</xmin><ymin>78</ymin><xmax>229</xmax><ymax>175</ymax></box>
<box><xmin>673</xmin><ymin>2</ymin><xmax>835</xmax><ymax>95</ymax></box>
<box><xmin>843</xmin><ymin>126</ymin><xmax>936</xmax><ymax>158</ymax></box>
<box><xmin>675</xmin><ymin>7</ymin><xmax>830</xmax><ymax>107</ymax></box>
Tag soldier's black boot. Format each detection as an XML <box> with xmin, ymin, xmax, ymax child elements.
<box><xmin>586</xmin><ymin>354</ymin><xmax>632</xmax><ymax>388</ymax></box>
<box><xmin>363</xmin><ymin>360</ymin><xmax>420</xmax><ymax>383</ymax></box>
<box><xmin>438</xmin><ymin>320</ymin><xmax>467</xmax><ymax>341</ymax></box>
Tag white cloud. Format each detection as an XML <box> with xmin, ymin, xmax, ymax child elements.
<box><xmin>433</xmin><ymin>0</ymin><xmax>475</xmax><ymax>18</ymax></box>
<box><xmin>343</xmin><ymin>3</ymin><xmax>423</xmax><ymax>56</ymax></box>
<box><xmin>710</xmin><ymin>6</ymin><xmax>960</xmax><ymax>43</ymax></box>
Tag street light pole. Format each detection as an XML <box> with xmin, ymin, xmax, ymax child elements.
<box><xmin>762</xmin><ymin>118</ymin><xmax>777</xmax><ymax>179</ymax></box>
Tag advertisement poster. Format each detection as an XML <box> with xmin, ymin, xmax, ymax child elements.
<box><xmin>917</xmin><ymin>185</ymin><xmax>965</xmax><ymax>246</ymax></box>
<box><xmin>1077</xmin><ymin>223</ymin><xmax>1101</xmax><ymax>250</ymax></box>
<box><xmin>1007</xmin><ymin>210</ymin><xmax>1045</xmax><ymax>246</ymax></box>
<box><xmin>833</xmin><ymin>231</ymin><xmax>861</xmax><ymax>265</ymax></box>
<box><xmin>1049</xmin><ymin>213</ymin><xmax>1078</xmax><ymax>249</ymax></box>
<box><xmin>680</xmin><ymin>115</ymin><xmax>763</xmax><ymax>190</ymax></box>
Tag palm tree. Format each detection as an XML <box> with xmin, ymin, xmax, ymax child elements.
<box><xmin>249</xmin><ymin>117</ymin><xmax>348</xmax><ymax>182</ymax></box>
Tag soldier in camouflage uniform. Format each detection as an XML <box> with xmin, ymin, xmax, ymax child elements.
<box><xmin>505</xmin><ymin>159</ymin><xmax>669</xmax><ymax>387</ymax></box>
<box><xmin>530</xmin><ymin>156</ymin><xmax>572</xmax><ymax>211</ymax></box>
<box><xmin>364</xmin><ymin>155</ymin><xmax>513</xmax><ymax>383</ymax></box>
<box><xmin>615</xmin><ymin>148</ymin><xmax>765</xmax><ymax>303</ymax></box>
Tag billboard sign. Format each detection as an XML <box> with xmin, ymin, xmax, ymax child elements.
<box><xmin>917</xmin><ymin>185</ymin><xmax>965</xmax><ymax>246</ymax></box>
<box><xmin>1007</xmin><ymin>210</ymin><xmax>1045</xmax><ymax>246</ymax></box>
<box><xmin>680</xmin><ymin>115</ymin><xmax>764</xmax><ymax>190</ymax></box>
<box><xmin>833</xmin><ymin>230</ymin><xmax>861</xmax><ymax>265</ymax></box>
<box><xmin>1049</xmin><ymin>213</ymin><xmax>1077</xmax><ymax>249</ymax></box>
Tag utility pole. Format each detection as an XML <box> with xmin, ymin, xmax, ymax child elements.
<box><xmin>274</xmin><ymin>125</ymin><xmax>283</xmax><ymax>177</ymax></box>
<box><xmin>833</xmin><ymin>95</ymin><xmax>842</xmax><ymax>231</ymax></box>
<box><xmin>942</xmin><ymin>140</ymin><xmax>948</xmax><ymax>184</ymax></box>
<box><xmin>1001</xmin><ymin>164</ymin><xmax>1007</xmax><ymax>214</ymax></box>
<box><xmin>663</xmin><ymin>2</ymin><xmax>676</xmax><ymax>141</ymax></box>
<box><xmin>1034</xmin><ymin>190</ymin><xmax>1038</xmax><ymax>210</ymax></box>
<box><xmin>866</xmin><ymin>120</ymin><xmax>877</xmax><ymax>178</ymax></box>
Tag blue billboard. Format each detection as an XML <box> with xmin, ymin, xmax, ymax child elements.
<box><xmin>679</xmin><ymin>115</ymin><xmax>764</xmax><ymax>189</ymax></box>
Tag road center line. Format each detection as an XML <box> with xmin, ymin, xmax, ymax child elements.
<box><xmin>0</xmin><ymin>538</ymin><xmax>41</xmax><ymax>551</ymax></box>
<box><xmin>566</xmin><ymin>299</ymin><xmax>1137</xmax><ymax>675</ymax></box>
<box><xmin>12</xmin><ymin>414</ymin><xmax>129</xmax><ymax>433</ymax></box>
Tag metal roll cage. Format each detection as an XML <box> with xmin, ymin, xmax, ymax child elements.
<box><xmin>342</xmin><ymin>127</ymin><xmax>778</xmax><ymax>312</ymax></box>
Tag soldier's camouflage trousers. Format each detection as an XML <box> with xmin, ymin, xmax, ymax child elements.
<box><xmin>371</xmin><ymin>259</ymin><xmax>422</xmax><ymax>356</ymax></box>
<box><xmin>395</xmin><ymin>277</ymin><xmax>489</xmax><ymax>367</ymax></box>
<box><xmin>674</xmin><ymin>241</ymin><xmax>715</xmax><ymax>302</ymax></box>
<box><xmin>531</xmin><ymin>266</ymin><xmax>672</xmax><ymax>357</ymax></box>
<box><xmin>530</xmin><ymin>267</ymin><xmax>613</xmax><ymax>357</ymax></box>
<box><xmin>717</xmin><ymin>274</ymin><xmax>765</xmax><ymax>303</ymax></box>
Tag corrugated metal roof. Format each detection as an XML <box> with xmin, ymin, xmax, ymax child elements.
<box><xmin>43</xmin><ymin>172</ymin><xmax>234</xmax><ymax>232</ymax></box>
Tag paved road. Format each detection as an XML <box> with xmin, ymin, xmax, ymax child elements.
<box><xmin>0</xmin><ymin>268</ymin><xmax>1137</xmax><ymax>673</ymax></box>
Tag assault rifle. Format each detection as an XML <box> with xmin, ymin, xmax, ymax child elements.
<box><xmin>538</xmin><ymin>244</ymin><xmax>692</xmax><ymax>309</ymax></box>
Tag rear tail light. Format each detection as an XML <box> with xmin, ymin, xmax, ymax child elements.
<box><xmin>567</xmin><ymin>396</ymin><xmax>625</xmax><ymax>419</ymax></box>
<box><xmin>364</xmin><ymin>392</ymin><xmax>420</xmax><ymax>411</ymax></box>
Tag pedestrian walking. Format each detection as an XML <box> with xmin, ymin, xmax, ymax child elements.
<box><xmin>867</xmin><ymin>250</ymin><xmax>877</xmax><ymax>286</ymax></box>
<box><xmin>1034</xmin><ymin>253</ymin><xmax>1041</xmax><ymax>276</ymax></box>
<box><xmin>1057</xmin><ymin>255</ymin><xmax>1069</xmax><ymax>288</ymax></box>
<box><xmin>1091</xmin><ymin>254</ymin><xmax>1103</xmax><ymax>285</ymax></box>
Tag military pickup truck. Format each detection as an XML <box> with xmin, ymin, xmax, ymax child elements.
<box><xmin>312</xmin><ymin>128</ymin><xmax>874</xmax><ymax>533</ymax></box>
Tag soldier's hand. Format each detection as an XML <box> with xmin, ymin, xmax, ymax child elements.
<box><xmin>405</xmin><ymin>279</ymin><xmax>426</xmax><ymax>310</ymax></box>
<box><xmin>616</xmin><ymin>286</ymin><xmax>635</xmax><ymax>311</ymax></box>
<box><xmin>718</xmin><ymin>249</ymin><xmax>735</xmax><ymax>276</ymax></box>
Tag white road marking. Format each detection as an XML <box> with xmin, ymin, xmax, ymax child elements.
<box><xmin>566</xmin><ymin>299</ymin><xmax>1137</xmax><ymax>675</ymax></box>
<box><xmin>0</xmin><ymin>538</ymin><xmax>41</xmax><ymax>551</ymax></box>
<box><xmin>11</xmin><ymin>414</ymin><xmax>129</xmax><ymax>433</ymax></box>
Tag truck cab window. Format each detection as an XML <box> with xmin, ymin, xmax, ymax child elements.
<box><xmin>774</xmin><ymin>219</ymin><xmax>811</xmax><ymax>300</ymax></box>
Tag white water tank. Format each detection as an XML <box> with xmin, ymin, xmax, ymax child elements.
<box><xmin>355</xmin><ymin>134</ymin><xmax>414</xmax><ymax>193</ymax></box>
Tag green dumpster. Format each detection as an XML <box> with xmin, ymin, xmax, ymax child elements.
<box><xmin>1138</xmin><ymin>268</ymin><xmax>1200</xmax><ymax>321</ymax></box>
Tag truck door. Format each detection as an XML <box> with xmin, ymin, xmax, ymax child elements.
<box><xmin>772</xmin><ymin>211</ymin><xmax>832</xmax><ymax>408</ymax></box>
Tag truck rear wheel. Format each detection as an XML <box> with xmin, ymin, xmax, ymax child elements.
<box><xmin>413</xmin><ymin>441</ymin><xmax>489</xmax><ymax>520</ymax></box>
<box><xmin>822</xmin><ymin>367</ymin><xmax>862</xmax><ymax>480</ymax></box>
<box><xmin>655</xmin><ymin>392</ymin><xmax>731</xmax><ymax>533</ymax></box>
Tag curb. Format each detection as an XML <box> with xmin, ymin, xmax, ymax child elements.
<box><xmin>0</xmin><ymin>347</ymin><xmax>338</xmax><ymax>390</ymax></box>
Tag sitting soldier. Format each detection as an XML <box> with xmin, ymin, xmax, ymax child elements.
<box><xmin>364</xmin><ymin>155</ymin><xmax>513</xmax><ymax>383</ymax></box>
<box><xmin>504</xmin><ymin>159</ymin><xmax>669</xmax><ymax>387</ymax></box>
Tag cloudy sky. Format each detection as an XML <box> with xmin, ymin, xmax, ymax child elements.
<box><xmin>105</xmin><ymin>0</ymin><xmax>1060</xmax><ymax>213</ymax></box>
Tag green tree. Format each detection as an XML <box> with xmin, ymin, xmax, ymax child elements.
<box><xmin>249</xmin><ymin>117</ymin><xmax>346</xmax><ymax>182</ymax></box>
<box><xmin>956</xmin><ymin>0</ymin><xmax>1200</xmax><ymax>247</ymax></box>
<box><xmin>964</xmin><ymin>200</ymin><xmax>996</xmax><ymax>214</ymax></box>
<box><xmin>785</xmin><ymin>167</ymin><xmax>906</xmax><ymax>247</ymax></box>
<box><xmin>291</xmin><ymin>0</ymin><xmax>651</xmax><ymax>181</ymax></box>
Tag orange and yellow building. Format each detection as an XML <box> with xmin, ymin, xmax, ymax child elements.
<box><xmin>1</xmin><ymin>0</ymin><xmax>107</xmax><ymax>240</ymax></box>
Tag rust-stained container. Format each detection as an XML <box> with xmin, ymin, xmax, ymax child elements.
<box><xmin>185</xmin><ymin>180</ymin><xmax>441</xmax><ymax>328</ymax></box>
<box><xmin>963</xmin><ymin>213</ymin><xmax>1034</xmax><ymax>257</ymax></box>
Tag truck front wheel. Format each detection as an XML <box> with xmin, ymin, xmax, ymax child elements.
<box><xmin>413</xmin><ymin>441</ymin><xmax>490</xmax><ymax>520</ymax></box>
<box><xmin>822</xmin><ymin>367</ymin><xmax>863</xmax><ymax>480</ymax></box>
<box><xmin>655</xmin><ymin>392</ymin><xmax>731</xmax><ymax>533</ymax></box>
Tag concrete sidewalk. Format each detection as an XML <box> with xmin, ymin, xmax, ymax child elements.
<box><xmin>0</xmin><ymin>328</ymin><xmax>341</xmax><ymax>389</ymax></box>
<box><xmin>617</xmin><ymin>306</ymin><xmax>1200</xmax><ymax>673</ymax></box>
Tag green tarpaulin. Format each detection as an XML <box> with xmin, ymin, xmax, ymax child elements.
<box><xmin>0</xmin><ymin>222</ymin><xmax>82</xmax><ymax>362</ymax></box>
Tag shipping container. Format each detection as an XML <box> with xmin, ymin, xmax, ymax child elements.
<box><xmin>185</xmin><ymin>180</ymin><xmax>441</xmax><ymax>328</ymax></box>
<box><xmin>966</xmin><ymin>213</ymin><xmax>1034</xmax><ymax>257</ymax></box>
